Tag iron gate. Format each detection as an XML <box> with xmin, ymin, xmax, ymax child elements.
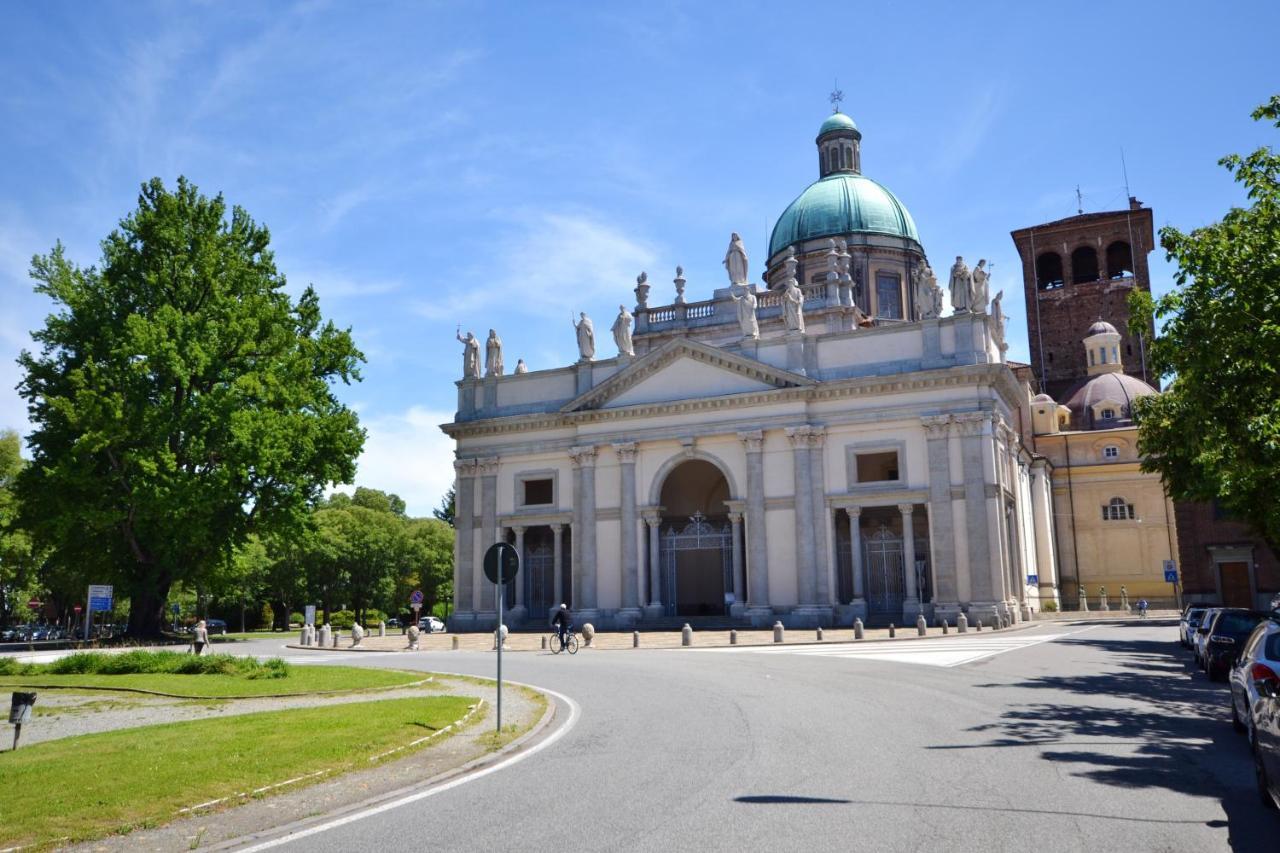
<box><xmin>524</xmin><ymin>540</ymin><xmax>555</xmax><ymax>615</ymax></box>
<box><xmin>660</xmin><ymin>512</ymin><xmax>732</xmax><ymax>617</ymax></box>
<box><xmin>865</xmin><ymin>524</ymin><xmax>905</xmax><ymax>613</ymax></box>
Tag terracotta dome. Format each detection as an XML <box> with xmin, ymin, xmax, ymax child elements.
<box><xmin>1063</xmin><ymin>371</ymin><xmax>1157</xmax><ymax>428</ymax></box>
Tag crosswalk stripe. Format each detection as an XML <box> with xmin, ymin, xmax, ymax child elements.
<box><xmin>691</xmin><ymin>632</ymin><xmax>1072</xmax><ymax>668</ymax></box>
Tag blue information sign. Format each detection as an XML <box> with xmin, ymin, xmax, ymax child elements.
<box><xmin>88</xmin><ymin>584</ymin><xmax>113</xmax><ymax>613</ymax></box>
<box><xmin>1163</xmin><ymin>559</ymin><xmax>1178</xmax><ymax>583</ymax></box>
<box><xmin>1027</xmin><ymin>574</ymin><xmax>1039</xmax><ymax>586</ymax></box>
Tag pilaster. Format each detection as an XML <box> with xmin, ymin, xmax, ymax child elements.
<box><xmin>569</xmin><ymin>445</ymin><xmax>599</xmax><ymax>621</ymax></box>
<box><xmin>642</xmin><ymin>508</ymin><xmax>664</xmax><ymax>619</ymax></box>
<box><xmin>738</xmin><ymin>430</ymin><xmax>772</xmax><ymax>626</ymax></box>
<box><xmin>614</xmin><ymin>442</ymin><xmax>641</xmax><ymax>625</ymax></box>
<box><xmin>921</xmin><ymin>415</ymin><xmax>960</xmax><ymax>622</ymax></box>
<box><xmin>451</xmin><ymin>459</ymin><xmax>478</xmax><ymax>630</ymax></box>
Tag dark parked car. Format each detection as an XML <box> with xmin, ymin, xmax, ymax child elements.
<box><xmin>1229</xmin><ymin>616</ymin><xmax>1280</xmax><ymax>809</ymax></box>
<box><xmin>205</xmin><ymin>619</ymin><xmax>228</xmax><ymax>635</ymax></box>
<box><xmin>1203</xmin><ymin>609</ymin><xmax>1269</xmax><ymax>681</ymax></box>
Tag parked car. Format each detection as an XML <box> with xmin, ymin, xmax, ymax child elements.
<box><xmin>1228</xmin><ymin>616</ymin><xmax>1280</xmax><ymax>808</ymax></box>
<box><xmin>1193</xmin><ymin>608</ymin><xmax>1223</xmax><ymax>667</ymax></box>
<box><xmin>205</xmin><ymin>619</ymin><xmax>228</xmax><ymax>635</ymax></box>
<box><xmin>385</xmin><ymin>618</ymin><xmax>401</xmax><ymax>629</ymax></box>
<box><xmin>1204</xmin><ymin>610</ymin><xmax>1269</xmax><ymax>681</ymax></box>
<box><xmin>419</xmin><ymin>616</ymin><xmax>446</xmax><ymax>633</ymax></box>
<box><xmin>1180</xmin><ymin>605</ymin><xmax>1208</xmax><ymax>649</ymax></box>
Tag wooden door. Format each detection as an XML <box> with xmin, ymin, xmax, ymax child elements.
<box><xmin>1219</xmin><ymin>562</ymin><xmax>1252</xmax><ymax>608</ymax></box>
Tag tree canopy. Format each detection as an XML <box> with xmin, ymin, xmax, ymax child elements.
<box><xmin>1129</xmin><ymin>96</ymin><xmax>1280</xmax><ymax>546</ymax></box>
<box><xmin>16</xmin><ymin>177</ymin><xmax>366</xmax><ymax>635</ymax></box>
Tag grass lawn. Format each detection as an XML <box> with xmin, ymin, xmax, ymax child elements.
<box><xmin>0</xmin><ymin>665</ymin><xmax>426</xmax><ymax>697</ymax></box>
<box><xmin>0</xmin><ymin>695</ymin><xmax>477</xmax><ymax>849</ymax></box>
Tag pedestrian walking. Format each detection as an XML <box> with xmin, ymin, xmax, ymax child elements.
<box><xmin>193</xmin><ymin>619</ymin><xmax>209</xmax><ymax>655</ymax></box>
<box><xmin>1137</xmin><ymin>599</ymin><xmax>1149</xmax><ymax>619</ymax></box>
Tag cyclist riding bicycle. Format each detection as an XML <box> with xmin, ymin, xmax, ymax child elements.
<box><xmin>1137</xmin><ymin>598</ymin><xmax>1149</xmax><ymax>618</ymax></box>
<box><xmin>551</xmin><ymin>603</ymin><xmax>572</xmax><ymax>647</ymax></box>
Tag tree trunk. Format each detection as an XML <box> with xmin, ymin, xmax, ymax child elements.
<box><xmin>273</xmin><ymin>598</ymin><xmax>289</xmax><ymax>631</ymax></box>
<box><xmin>127</xmin><ymin>578</ymin><xmax>171</xmax><ymax>637</ymax></box>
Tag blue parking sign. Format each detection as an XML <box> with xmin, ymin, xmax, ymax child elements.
<box><xmin>1163</xmin><ymin>560</ymin><xmax>1178</xmax><ymax>583</ymax></box>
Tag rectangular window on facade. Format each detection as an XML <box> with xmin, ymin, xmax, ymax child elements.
<box><xmin>1102</xmin><ymin>499</ymin><xmax>1135</xmax><ymax>521</ymax></box>
<box><xmin>1103</xmin><ymin>446</ymin><xmax>1119</xmax><ymax>459</ymax></box>
<box><xmin>855</xmin><ymin>451</ymin><xmax>899</xmax><ymax>483</ymax></box>
<box><xmin>875</xmin><ymin>272</ymin><xmax>902</xmax><ymax>319</ymax></box>
<box><xmin>522</xmin><ymin>478</ymin><xmax>553</xmax><ymax>506</ymax></box>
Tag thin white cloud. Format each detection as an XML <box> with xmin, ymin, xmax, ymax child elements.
<box><xmin>336</xmin><ymin>404</ymin><xmax>457</xmax><ymax>517</ymax></box>
<box><xmin>932</xmin><ymin>86</ymin><xmax>1005</xmax><ymax>176</ymax></box>
<box><xmin>413</xmin><ymin>209</ymin><xmax>660</xmax><ymax>323</ymax></box>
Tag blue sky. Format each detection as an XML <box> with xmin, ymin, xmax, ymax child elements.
<box><xmin>2</xmin><ymin>1</ymin><xmax>1276</xmax><ymax>515</ymax></box>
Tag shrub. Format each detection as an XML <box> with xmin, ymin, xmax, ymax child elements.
<box><xmin>1042</xmin><ymin>600</ymin><xmax>1059</xmax><ymax>613</ymax></box>
<box><xmin>33</xmin><ymin>651</ymin><xmax>292</xmax><ymax>679</ymax></box>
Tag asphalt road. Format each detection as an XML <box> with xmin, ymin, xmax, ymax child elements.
<box><xmin>225</xmin><ymin>621</ymin><xmax>1274</xmax><ymax>852</ymax></box>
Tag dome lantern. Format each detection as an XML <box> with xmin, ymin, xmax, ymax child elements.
<box><xmin>1083</xmin><ymin>320</ymin><xmax>1122</xmax><ymax>377</ymax></box>
<box><xmin>817</xmin><ymin>111</ymin><xmax>861</xmax><ymax>177</ymax></box>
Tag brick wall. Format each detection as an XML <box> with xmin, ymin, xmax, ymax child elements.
<box><xmin>1175</xmin><ymin>500</ymin><xmax>1280</xmax><ymax>601</ymax></box>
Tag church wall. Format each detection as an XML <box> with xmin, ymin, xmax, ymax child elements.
<box><xmin>595</xmin><ymin>518</ymin><xmax>622</xmax><ymax>609</ymax></box>
<box><xmin>815</xmin><ymin>329</ymin><xmax>923</xmax><ymax>374</ymax></box>
<box><xmin>765</xmin><ymin>506</ymin><xmax>800</xmax><ymax>607</ymax></box>
<box><xmin>495</xmin><ymin>370</ymin><xmax>576</xmax><ymax>408</ymax></box>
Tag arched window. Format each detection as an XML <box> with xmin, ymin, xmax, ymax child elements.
<box><xmin>1089</xmin><ymin>349</ymin><xmax>1095</xmax><ymax>366</ymax></box>
<box><xmin>1099</xmin><ymin>347</ymin><xmax>1108</xmax><ymax>364</ymax></box>
<box><xmin>1036</xmin><ymin>252</ymin><xmax>1064</xmax><ymax>290</ymax></box>
<box><xmin>1071</xmin><ymin>246</ymin><xmax>1100</xmax><ymax>283</ymax></box>
<box><xmin>1106</xmin><ymin>241</ymin><xmax>1133</xmax><ymax>279</ymax></box>
<box><xmin>1100</xmin><ymin>407</ymin><xmax>1116</xmax><ymax>420</ymax></box>
<box><xmin>829</xmin><ymin>148</ymin><xmax>839</xmax><ymax>173</ymax></box>
<box><xmin>1102</xmin><ymin>497</ymin><xmax>1135</xmax><ymax>521</ymax></box>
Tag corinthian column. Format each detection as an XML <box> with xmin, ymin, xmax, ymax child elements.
<box><xmin>738</xmin><ymin>430</ymin><xmax>771</xmax><ymax>626</ymax></box>
<box><xmin>728</xmin><ymin>511</ymin><xmax>744</xmax><ymax>615</ymax></box>
<box><xmin>615</xmin><ymin>442</ymin><xmax>641</xmax><ymax>624</ymax></box>
<box><xmin>477</xmin><ymin>457</ymin><xmax>500</xmax><ymax>623</ymax></box>
<box><xmin>899</xmin><ymin>503</ymin><xmax>920</xmax><ymax>622</ymax></box>
<box><xmin>452</xmin><ymin>459</ymin><xmax>478</xmax><ymax>629</ymax></box>
<box><xmin>569</xmin><ymin>445</ymin><xmax>600</xmax><ymax>621</ymax></box>
<box><xmin>510</xmin><ymin>525</ymin><xmax>527</xmax><ymax>623</ymax></box>
<box><xmin>922</xmin><ymin>415</ymin><xmax>960</xmax><ymax>624</ymax></box>
<box><xmin>847</xmin><ymin>507</ymin><xmax>866</xmax><ymax>615</ymax></box>
<box><xmin>550</xmin><ymin>523</ymin><xmax>565</xmax><ymax>617</ymax></box>
<box><xmin>643</xmin><ymin>509</ymin><xmax>663</xmax><ymax>618</ymax></box>
<box><xmin>787</xmin><ymin>426</ymin><xmax>827</xmax><ymax>627</ymax></box>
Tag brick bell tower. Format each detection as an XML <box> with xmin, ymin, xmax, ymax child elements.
<box><xmin>1010</xmin><ymin>199</ymin><xmax>1157</xmax><ymax>400</ymax></box>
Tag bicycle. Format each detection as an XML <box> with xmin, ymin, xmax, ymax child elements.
<box><xmin>547</xmin><ymin>626</ymin><xmax>579</xmax><ymax>655</ymax></box>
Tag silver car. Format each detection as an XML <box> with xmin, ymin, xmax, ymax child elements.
<box><xmin>1193</xmin><ymin>607</ymin><xmax>1223</xmax><ymax>667</ymax></box>
<box><xmin>1180</xmin><ymin>606</ymin><xmax>1207</xmax><ymax>648</ymax></box>
<box><xmin>1228</xmin><ymin>617</ymin><xmax>1280</xmax><ymax>808</ymax></box>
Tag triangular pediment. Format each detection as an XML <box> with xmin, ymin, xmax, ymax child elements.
<box><xmin>562</xmin><ymin>338</ymin><xmax>814</xmax><ymax>413</ymax></box>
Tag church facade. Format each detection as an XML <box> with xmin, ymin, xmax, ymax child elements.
<box><xmin>442</xmin><ymin>111</ymin><xmax>1057</xmax><ymax>631</ymax></box>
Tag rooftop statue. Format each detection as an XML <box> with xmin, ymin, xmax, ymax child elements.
<box><xmin>723</xmin><ymin>233</ymin><xmax>749</xmax><ymax>286</ymax></box>
<box><xmin>635</xmin><ymin>271</ymin><xmax>650</xmax><ymax>309</ymax></box>
<box><xmin>674</xmin><ymin>266</ymin><xmax>687</xmax><ymax>304</ymax></box>
<box><xmin>730</xmin><ymin>283</ymin><xmax>759</xmax><ymax>340</ymax></box>
<box><xmin>456</xmin><ymin>327</ymin><xmax>480</xmax><ymax>378</ymax></box>
<box><xmin>971</xmin><ymin>259</ymin><xmax>990</xmax><ymax>313</ymax></box>
<box><xmin>990</xmin><ymin>290</ymin><xmax>1006</xmax><ymax>347</ymax></box>
<box><xmin>914</xmin><ymin>262</ymin><xmax>942</xmax><ymax>320</ymax></box>
<box><xmin>485</xmin><ymin>329</ymin><xmax>504</xmax><ymax>377</ymax></box>
<box><xmin>612</xmin><ymin>305</ymin><xmax>635</xmax><ymax>356</ymax></box>
<box><xmin>514</xmin><ymin>358</ymin><xmax>528</xmax><ymax>374</ymax></box>
<box><xmin>948</xmin><ymin>256</ymin><xmax>972</xmax><ymax>314</ymax></box>
<box><xmin>781</xmin><ymin>254</ymin><xmax>805</xmax><ymax>333</ymax></box>
<box><xmin>572</xmin><ymin>312</ymin><xmax>596</xmax><ymax>361</ymax></box>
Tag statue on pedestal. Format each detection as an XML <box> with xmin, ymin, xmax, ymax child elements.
<box><xmin>730</xmin><ymin>284</ymin><xmax>759</xmax><ymax>339</ymax></box>
<box><xmin>514</xmin><ymin>358</ymin><xmax>528</xmax><ymax>374</ymax></box>
<box><xmin>723</xmin><ymin>233</ymin><xmax>749</xmax><ymax>286</ymax></box>
<box><xmin>948</xmin><ymin>256</ymin><xmax>973</xmax><ymax>314</ymax></box>
<box><xmin>971</xmin><ymin>259</ymin><xmax>990</xmax><ymax>312</ymax></box>
<box><xmin>990</xmin><ymin>290</ymin><xmax>1006</xmax><ymax>347</ymax></box>
<box><xmin>456</xmin><ymin>328</ymin><xmax>480</xmax><ymax>378</ymax></box>
<box><xmin>572</xmin><ymin>312</ymin><xmax>595</xmax><ymax>361</ymax></box>
<box><xmin>782</xmin><ymin>257</ymin><xmax>805</xmax><ymax>333</ymax></box>
<box><xmin>611</xmin><ymin>305</ymin><xmax>634</xmax><ymax>356</ymax></box>
<box><xmin>484</xmin><ymin>329</ymin><xmax>503</xmax><ymax>376</ymax></box>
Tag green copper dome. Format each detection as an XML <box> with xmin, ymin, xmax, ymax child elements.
<box><xmin>768</xmin><ymin>173</ymin><xmax>920</xmax><ymax>258</ymax></box>
<box><xmin>818</xmin><ymin>112</ymin><xmax>859</xmax><ymax>137</ymax></box>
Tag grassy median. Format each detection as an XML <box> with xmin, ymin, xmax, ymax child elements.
<box><xmin>0</xmin><ymin>651</ymin><xmax>425</xmax><ymax>697</ymax></box>
<box><xmin>0</xmin><ymin>695</ymin><xmax>478</xmax><ymax>849</ymax></box>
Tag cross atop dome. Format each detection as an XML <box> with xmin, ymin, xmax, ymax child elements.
<box><xmin>829</xmin><ymin>83</ymin><xmax>844</xmax><ymax>114</ymax></box>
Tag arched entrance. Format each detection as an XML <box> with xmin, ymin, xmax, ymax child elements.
<box><xmin>658</xmin><ymin>459</ymin><xmax>733</xmax><ymax>617</ymax></box>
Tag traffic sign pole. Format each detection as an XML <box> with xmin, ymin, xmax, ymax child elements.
<box><xmin>482</xmin><ymin>542</ymin><xmax>519</xmax><ymax>735</ymax></box>
<box><xmin>497</xmin><ymin>576</ymin><xmax>503</xmax><ymax>733</ymax></box>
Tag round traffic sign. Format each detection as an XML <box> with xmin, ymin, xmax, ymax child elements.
<box><xmin>73</xmin><ymin>605</ymin><xmax>83</xmax><ymax>613</ymax></box>
<box><xmin>27</xmin><ymin>598</ymin><xmax>41</xmax><ymax>610</ymax></box>
<box><xmin>483</xmin><ymin>542</ymin><xmax>519</xmax><ymax>584</ymax></box>
<box><xmin>409</xmin><ymin>589</ymin><xmax>424</xmax><ymax>605</ymax></box>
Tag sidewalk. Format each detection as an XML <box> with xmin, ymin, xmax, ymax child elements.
<box><xmin>293</xmin><ymin>619</ymin><xmax>1045</xmax><ymax>654</ymax></box>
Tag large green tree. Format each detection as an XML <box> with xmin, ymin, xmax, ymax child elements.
<box><xmin>17</xmin><ymin>177</ymin><xmax>365</xmax><ymax>636</ymax></box>
<box><xmin>1129</xmin><ymin>96</ymin><xmax>1280</xmax><ymax>546</ymax></box>
<box><xmin>0</xmin><ymin>430</ymin><xmax>43</xmax><ymax>625</ymax></box>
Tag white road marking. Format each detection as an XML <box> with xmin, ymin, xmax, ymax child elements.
<box><xmin>692</xmin><ymin>631</ymin><xmax>1077</xmax><ymax>667</ymax></box>
<box><xmin>229</xmin><ymin>683</ymin><xmax>581</xmax><ymax>852</ymax></box>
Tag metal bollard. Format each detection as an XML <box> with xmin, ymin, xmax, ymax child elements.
<box><xmin>957</xmin><ymin>612</ymin><xmax>968</xmax><ymax>633</ymax></box>
<box><xmin>888</xmin><ymin>623</ymin><xmax>896</xmax><ymax>638</ymax></box>
<box><xmin>541</xmin><ymin>635</ymin><xmax>547</xmax><ymax>650</ymax></box>
<box><xmin>816</xmin><ymin>626</ymin><xmax>824</xmax><ymax>642</ymax></box>
<box><xmin>332</xmin><ymin>631</ymin><xmax>340</xmax><ymax>648</ymax></box>
<box><xmin>451</xmin><ymin>635</ymin><xmax>459</xmax><ymax>650</ymax></box>
<box><xmin>772</xmin><ymin>621</ymin><xmax>784</xmax><ymax>644</ymax></box>
<box><xmin>633</xmin><ymin>630</ymin><xmax>640</xmax><ymax>648</ymax></box>
<box><xmin>730</xmin><ymin>629</ymin><xmax>738</xmax><ymax>645</ymax></box>
<box><xmin>681</xmin><ymin>624</ymin><xmax>692</xmax><ymax>647</ymax></box>
<box><xmin>916</xmin><ymin>614</ymin><xmax>927</xmax><ymax>636</ymax></box>
<box><xmin>854</xmin><ymin>618</ymin><xmax>864</xmax><ymax>640</ymax></box>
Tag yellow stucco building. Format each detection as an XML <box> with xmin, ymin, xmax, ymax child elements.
<box><xmin>1028</xmin><ymin>321</ymin><xmax>1179</xmax><ymax>607</ymax></box>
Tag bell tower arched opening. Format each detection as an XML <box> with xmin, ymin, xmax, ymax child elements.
<box><xmin>658</xmin><ymin>459</ymin><xmax>733</xmax><ymax>617</ymax></box>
